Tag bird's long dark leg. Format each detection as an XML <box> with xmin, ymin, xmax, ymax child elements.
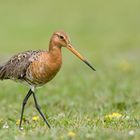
<box><xmin>32</xmin><ymin>92</ymin><xmax>51</xmax><ymax>128</ymax></box>
<box><xmin>19</xmin><ymin>89</ymin><xmax>33</xmax><ymax>129</ymax></box>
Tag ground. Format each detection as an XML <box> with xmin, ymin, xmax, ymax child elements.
<box><xmin>0</xmin><ymin>0</ymin><xmax>140</xmax><ymax>140</ymax></box>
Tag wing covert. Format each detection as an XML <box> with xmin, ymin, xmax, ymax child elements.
<box><xmin>0</xmin><ymin>50</ymin><xmax>42</xmax><ymax>79</ymax></box>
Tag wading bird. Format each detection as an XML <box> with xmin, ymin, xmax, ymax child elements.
<box><xmin>0</xmin><ymin>31</ymin><xmax>95</xmax><ymax>129</ymax></box>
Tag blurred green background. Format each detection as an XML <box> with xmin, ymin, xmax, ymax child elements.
<box><xmin>0</xmin><ymin>0</ymin><xmax>140</xmax><ymax>140</ymax></box>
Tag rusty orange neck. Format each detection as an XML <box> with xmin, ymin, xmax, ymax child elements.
<box><xmin>49</xmin><ymin>45</ymin><xmax>61</xmax><ymax>59</ymax></box>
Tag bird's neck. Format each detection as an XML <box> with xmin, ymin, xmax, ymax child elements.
<box><xmin>48</xmin><ymin>43</ymin><xmax>62</xmax><ymax>63</ymax></box>
<box><xmin>49</xmin><ymin>46</ymin><xmax>61</xmax><ymax>55</ymax></box>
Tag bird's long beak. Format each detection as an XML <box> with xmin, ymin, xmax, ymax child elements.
<box><xmin>66</xmin><ymin>44</ymin><xmax>96</xmax><ymax>71</ymax></box>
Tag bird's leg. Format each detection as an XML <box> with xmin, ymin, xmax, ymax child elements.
<box><xmin>19</xmin><ymin>89</ymin><xmax>33</xmax><ymax>129</ymax></box>
<box><xmin>32</xmin><ymin>92</ymin><xmax>51</xmax><ymax>128</ymax></box>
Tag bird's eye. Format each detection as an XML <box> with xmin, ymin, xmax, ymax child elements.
<box><xmin>59</xmin><ymin>35</ymin><xmax>64</xmax><ymax>39</ymax></box>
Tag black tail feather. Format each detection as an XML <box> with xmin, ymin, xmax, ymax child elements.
<box><xmin>0</xmin><ymin>66</ymin><xmax>5</xmax><ymax>80</ymax></box>
<box><xmin>0</xmin><ymin>66</ymin><xmax>2</xmax><ymax>70</ymax></box>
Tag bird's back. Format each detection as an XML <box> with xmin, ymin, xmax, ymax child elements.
<box><xmin>0</xmin><ymin>49</ymin><xmax>62</xmax><ymax>87</ymax></box>
<box><xmin>0</xmin><ymin>50</ymin><xmax>43</xmax><ymax>80</ymax></box>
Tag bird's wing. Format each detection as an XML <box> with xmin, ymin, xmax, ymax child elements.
<box><xmin>0</xmin><ymin>50</ymin><xmax>44</xmax><ymax>80</ymax></box>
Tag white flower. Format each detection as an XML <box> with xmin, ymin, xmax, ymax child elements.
<box><xmin>3</xmin><ymin>122</ymin><xmax>9</xmax><ymax>129</ymax></box>
<box><xmin>129</xmin><ymin>130</ymin><xmax>134</xmax><ymax>136</ymax></box>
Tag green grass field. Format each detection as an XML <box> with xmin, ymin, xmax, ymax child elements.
<box><xmin>0</xmin><ymin>0</ymin><xmax>140</xmax><ymax>139</ymax></box>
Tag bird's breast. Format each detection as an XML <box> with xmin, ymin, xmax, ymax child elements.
<box><xmin>25</xmin><ymin>52</ymin><xmax>62</xmax><ymax>86</ymax></box>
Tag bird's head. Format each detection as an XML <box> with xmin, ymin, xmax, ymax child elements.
<box><xmin>50</xmin><ymin>31</ymin><xmax>96</xmax><ymax>71</ymax></box>
<box><xmin>50</xmin><ymin>31</ymin><xmax>70</xmax><ymax>48</ymax></box>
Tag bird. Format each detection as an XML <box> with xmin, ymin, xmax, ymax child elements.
<box><xmin>0</xmin><ymin>31</ymin><xmax>96</xmax><ymax>129</ymax></box>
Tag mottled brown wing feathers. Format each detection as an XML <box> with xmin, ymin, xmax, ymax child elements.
<box><xmin>0</xmin><ymin>50</ymin><xmax>43</xmax><ymax>80</ymax></box>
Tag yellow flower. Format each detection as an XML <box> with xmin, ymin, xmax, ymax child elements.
<box><xmin>68</xmin><ymin>131</ymin><xmax>76</xmax><ymax>137</ymax></box>
<box><xmin>118</xmin><ymin>60</ymin><xmax>131</xmax><ymax>72</ymax></box>
<box><xmin>16</xmin><ymin>119</ymin><xmax>20</xmax><ymax>125</ymax></box>
<box><xmin>32</xmin><ymin>116</ymin><xmax>39</xmax><ymax>121</ymax></box>
<box><xmin>105</xmin><ymin>112</ymin><xmax>122</xmax><ymax>120</ymax></box>
<box><xmin>87</xmin><ymin>118</ymin><xmax>91</xmax><ymax>121</ymax></box>
<box><xmin>84</xmin><ymin>116</ymin><xmax>91</xmax><ymax>121</ymax></box>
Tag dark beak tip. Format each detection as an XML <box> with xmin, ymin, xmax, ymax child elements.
<box><xmin>92</xmin><ymin>67</ymin><xmax>96</xmax><ymax>71</ymax></box>
<box><xmin>84</xmin><ymin>60</ymin><xmax>96</xmax><ymax>72</ymax></box>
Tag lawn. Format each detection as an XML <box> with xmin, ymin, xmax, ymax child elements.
<box><xmin>0</xmin><ymin>0</ymin><xmax>140</xmax><ymax>139</ymax></box>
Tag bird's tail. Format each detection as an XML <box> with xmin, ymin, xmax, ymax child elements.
<box><xmin>0</xmin><ymin>66</ymin><xmax>6</xmax><ymax>80</ymax></box>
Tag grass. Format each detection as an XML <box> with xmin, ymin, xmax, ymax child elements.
<box><xmin>0</xmin><ymin>0</ymin><xmax>140</xmax><ymax>139</ymax></box>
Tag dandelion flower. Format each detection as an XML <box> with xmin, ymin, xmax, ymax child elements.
<box><xmin>16</xmin><ymin>119</ymin><xmax>20</xmax><ymax>125</ymax></box>
<box><xmin>87</xmin><ymin>118</ymin><xmax>91</xmax><ymax>121</ymax></box>
<box><xmin>32</xmin><ymin>116</ymin><xmax>39</xmax><ymax>121</ymax></box>
<box><xmin>118</xmin><ymin>60</ymin><xmax>131</xmax><ymax>72</ymax></box>
<box><xmin>105</xmin><ymin>112</ymin><xmax>122</xmax><ymax>120</ymax></box>
<box><xmin>68</xmin><ymin>131</ymin><xmax>76</xmax><ymax>137</ymax></box>
<box><xmin>0</xmin><ymin>118</ymin><xmax>3</xmax><ymax>122</ymax></box>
